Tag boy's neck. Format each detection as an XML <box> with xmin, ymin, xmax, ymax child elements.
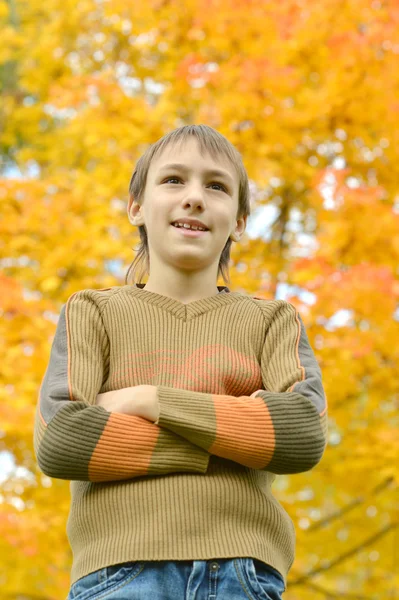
<box><xmin>140</xmin><ymin>280</ymin><xmax>221</xmax><ymax>305</ymax></box>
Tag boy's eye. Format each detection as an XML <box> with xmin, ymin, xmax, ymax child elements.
<box><xmin>163</xmin><ymin>177</ymin><xmax>227</xmax><ymax>192</ymax></box>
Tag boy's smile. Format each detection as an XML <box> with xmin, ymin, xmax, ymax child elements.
<box><xmin>171</xmin><ymin>224</ymin><xmax>209</xmax><ymax>238</ymax></box>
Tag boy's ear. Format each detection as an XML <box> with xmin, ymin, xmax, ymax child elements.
<box><xmin>127</xmin><ymin>198</ymin><xmax>145</xmax><ymax>226</ymax></box>
<box><xmin>127</xmin><ymin>193</ymin><xmax>138</xmax><ymax>223</ymax></box>
<box><xmin>230</xmin><ymin>214</ymin><xmax>247</xmax><ymax>241</ymax></box>
<box><xmin>127</xmin><ymin>192</ymin><xmax>135</xmax><ymax>213</ymax></box>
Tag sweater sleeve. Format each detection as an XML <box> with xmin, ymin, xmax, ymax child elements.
<box><xmin>33</xmin><ymin>290</ymin><xmax>210</xmax><ymax>482</ymax></box>
<box><xmin>155</xmin><ymin>300</ymin><xmax>328</xmax><ymax>475</ymax></box>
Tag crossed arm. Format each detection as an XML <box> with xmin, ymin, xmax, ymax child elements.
<box><xmin>33</xmin><ymin>290</ymin><xmax>328</xmax><ymax>483</ymax></box>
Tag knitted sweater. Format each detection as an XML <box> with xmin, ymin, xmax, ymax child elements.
<box><xmin>33</xmin><ymin>283</ymin><xmax>328</xmax><ymax>587</ymax></box>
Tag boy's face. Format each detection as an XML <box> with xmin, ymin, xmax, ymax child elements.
<box><xmin>128</xmin><ymin>137</ymin><xmax>246</xmax><ymax>276</ymax></box>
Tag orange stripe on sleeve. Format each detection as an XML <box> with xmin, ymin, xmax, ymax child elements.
<box><xmin>209</xmin><ymin>395</ymin><xmax>275</xmax><ymax>469</ymax></box>
<box><xmin>88</xmin><ymin>413</ymin><xmax>160</xmax><ymax>481</ymax></box>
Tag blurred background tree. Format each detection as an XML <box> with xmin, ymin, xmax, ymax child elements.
<box><xmin>0</xmin><ymin>0</ymin><xmax>398</xmax><ymax>598</ymax></box>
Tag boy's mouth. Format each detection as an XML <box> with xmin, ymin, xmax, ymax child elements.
<box><xmin>171</xmin><ymin>221</ymin><xmax>209</xmax><ymax>231</ymax></box>
<box><xmin>171</xmin><ymin>223</ymin><xmax>209</xmax><ymax>237</ymax></box>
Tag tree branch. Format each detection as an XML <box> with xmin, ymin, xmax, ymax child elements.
<box><xmin>290</xmin><ymin>521</ymin><xmax>398</xmax><ymax>586</ymax></box>
<box><xmin>302</xmin><ymin>578</ymin><xmax>372</xmax><ymax>599</ymax></box>
<box><xmin>307</xmin><ymin>476</ymin><xmax>395</xmax><ymax>532</ymax></box>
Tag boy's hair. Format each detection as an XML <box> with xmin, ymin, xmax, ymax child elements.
<box><xmin>125</xmin><ymin>124</ymin><xmax>251</xmax><ymax>286</ymax></box>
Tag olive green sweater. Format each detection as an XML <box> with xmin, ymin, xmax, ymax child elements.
<box><xmin>33</xmin><ymin>284</ymin><xmax>328</xmax><ymax>587</ymax></box>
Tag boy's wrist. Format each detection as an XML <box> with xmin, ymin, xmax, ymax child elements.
<box><xmin>134</xmin><ymin>385</ymin><xmax>159</xmax><ymax>422</ymax></box>
<box><xmin>96</xmin><ymin>385</ymin><xmax>159</xmax><ymax>422</ymax></box>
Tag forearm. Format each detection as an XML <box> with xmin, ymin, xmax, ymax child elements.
<box><xmin>34</xmin><ymin>385</ymin><xmax>208</xmax><ymax>482</ymax></box>
<box><xmin>153</xmin><ymin>385</ymin><xmax>328</xmax><ymax>475</ymax></box>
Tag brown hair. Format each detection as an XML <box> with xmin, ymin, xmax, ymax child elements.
<box><xmin>125</xmin><ymin>124</ymin><xmax>251</xmax><ymax>286</ymax></box>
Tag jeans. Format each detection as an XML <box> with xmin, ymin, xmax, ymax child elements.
<box><xmin>66</xmin><ymin>558</ymin><xmax>286</xmax><ymax>600</ymax></box>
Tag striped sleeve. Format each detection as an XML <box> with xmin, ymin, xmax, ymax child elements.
<box><xmin>33</xmin><ymin>290</ymin><xmax>210</xmax><ymax>482</ymax></box>
<box><xmin>155</xmin><ymin>300</ymin><xmax>328</xmax><ymax>474</ymax></box>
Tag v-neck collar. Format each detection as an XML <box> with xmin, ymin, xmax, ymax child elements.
<box><xmin>127</xmin><ymin>283</ymin><xmax>241</xmax><ymax>321</ymax></box>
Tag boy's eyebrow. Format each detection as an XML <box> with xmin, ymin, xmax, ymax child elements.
<box><xmin>158</xmin><ymin>163</ymin><xmax>235</xmax><ymax>186</ymax></box>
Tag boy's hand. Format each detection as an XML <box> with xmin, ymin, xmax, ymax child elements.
<box><xmin>95</xmin><ymin>385</ymin><xmax>159</xmax><ymax>422</ymax></box>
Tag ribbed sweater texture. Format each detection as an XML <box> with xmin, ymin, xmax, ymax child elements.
<box><xmin>33</xmin><ymin>284</ymin><xmax>328</xmax><ymax>587</ymax></box>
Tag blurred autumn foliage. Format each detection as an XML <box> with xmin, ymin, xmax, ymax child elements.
<box><xmin>1</xmin><ymin>0</ymin><xmax>398</xmax><ymax>598</ymax></box>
